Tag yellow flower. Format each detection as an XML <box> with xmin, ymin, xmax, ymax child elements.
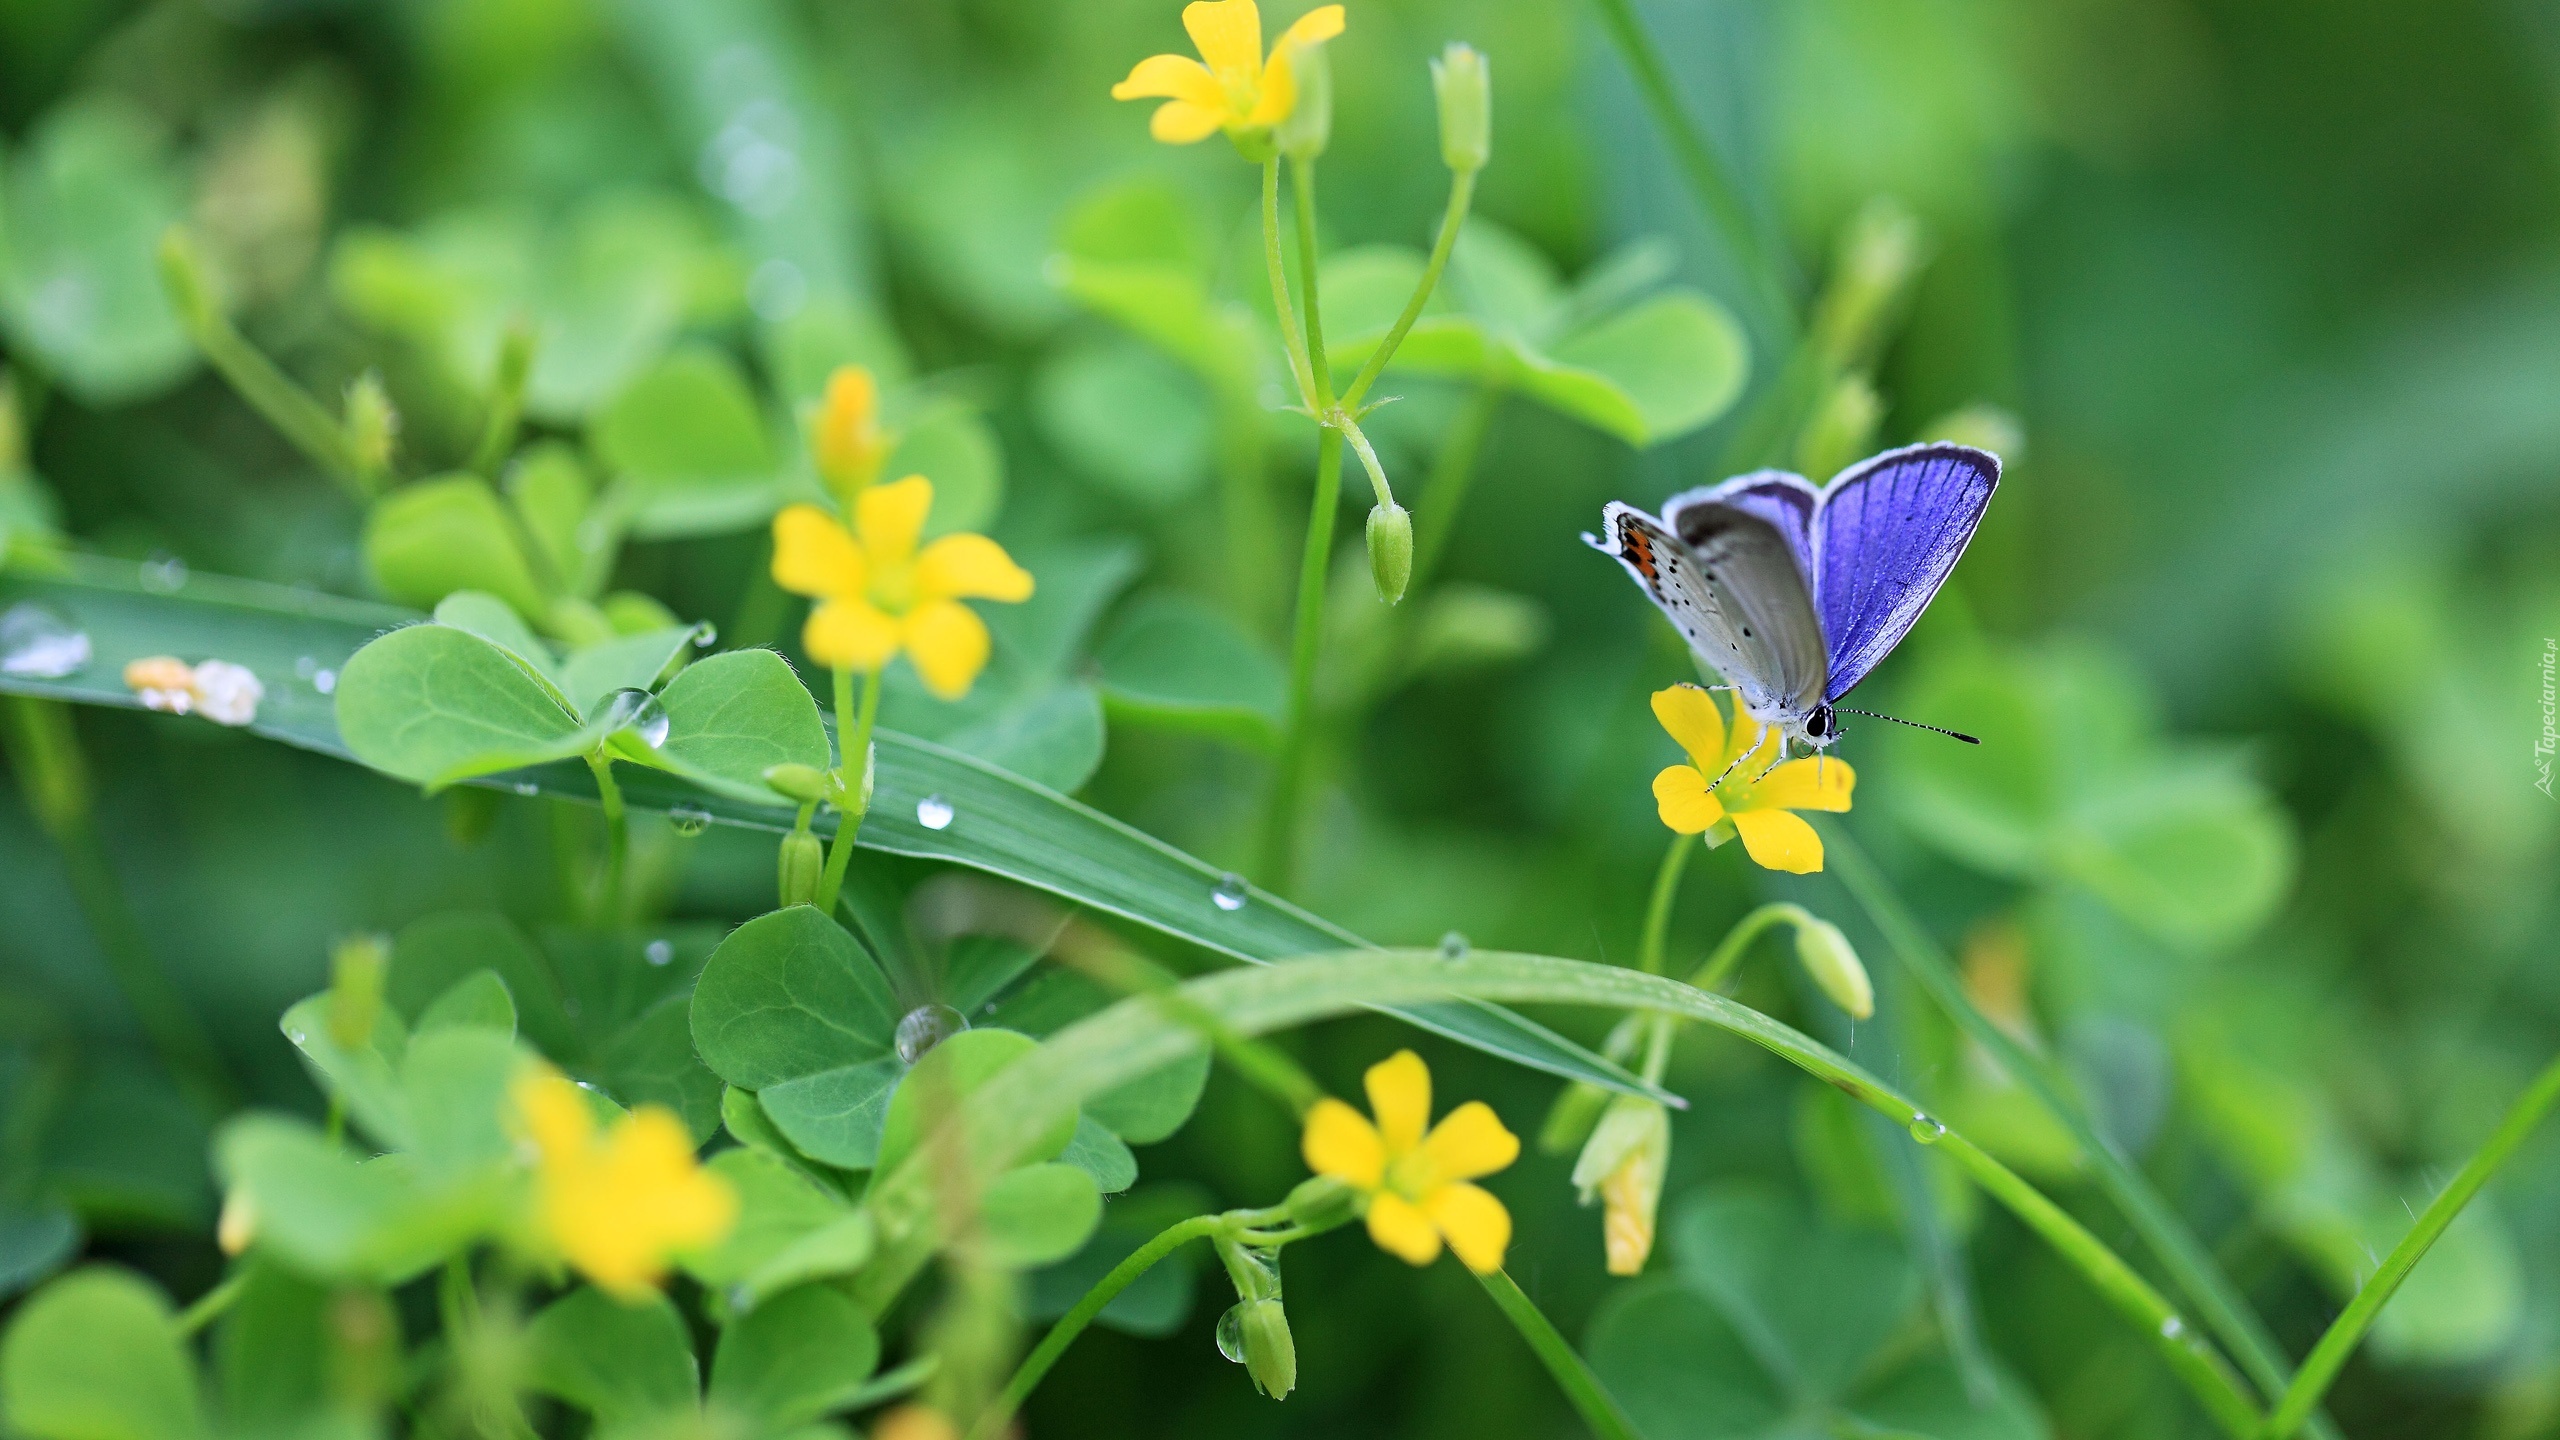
<box><xmin>770</xmin><ymin>476</ymin><xmax>1034</xmax><ymax>699</ymax></box>
<box><xmin>810</xmin><ymin>364</ymin><xmax>887</xmax><ymax>496</ymax></box>
<box><xmin>1569</xmin><ymin>1095</ymin><xmax>1668</xmax><ymax>1276</ymax></box>
<box><xmin>1300</xmin><ymin>1050</ymin><xmax>1518</xmax><ymax>1274</ymax></box>
<box><xmin>512</xmin><ymin>1068</ymin><xmax>736</xmax><ymax>1301</ymax></box>
<box><xmin>1649</xmin><ymin>684</ymin><xmax>1854</xmax><ymax>874</ymax></box>
<box><xmin>1111</xmin><ymin>0</ymin><xmax>1346</xmax><ymax>145</ymax></box>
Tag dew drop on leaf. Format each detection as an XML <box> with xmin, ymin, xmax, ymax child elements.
<box><xmin>916</xmin><ymin>794</ymin><xmax>955</xmax><ymax>830</ymax></box>
<box><xmin>599</xmin><ymin>687</ymin><xmax>670</xmax><ymax>748</ymax></box>
<box><xmin>668</xmin><ymin>805</ymin><xmax>712</xmax><ymax>837</ymax></box>
<box><xmin>139</xmin><ymin>553</ymin><xmax>188</xmax><ymax>592</ymax></box>
<box><xmin>1211</xmin><ymin>873</ymin><xmax>1249</xmax><ymax>912</ymax></box>
<box><xmin>1216</xmin><ymin>1302</ymin><xmax>1249</xmax><ymax>1363</ymax></box>
<box><xmin>0</xmin><ymin>603</ymin><xmax>91</xmax><ymax>679</ymax></box>
<box><xmin>895</xmin><ymin>1003</ymin><xmax>967</xmax><ymax>1065</ymax></box>
<box><xmin>1907</xmin><ymin>1111</ymin><xmax>1946</xmax><ymax>1145</ymax></box>
<box><xmin>644</xmin><ymin>938</ymin><xmax>675</xmax><ymax>967</ymax></box>
<box><xmin>1439</xmin><ymin>931</ymin><xmax>1469</xmax><ymax>960</ymax></box>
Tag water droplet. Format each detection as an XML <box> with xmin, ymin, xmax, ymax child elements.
<box><xmin>1211</xmin><ymin>873</ymin><xmax>1249</xmax><ymax>912</ymax></box>
<box><xmin>691</xmin><ymin>620</ymin><xmax>719</xmax><ymax>648</ymax></box>
<box><xmin>0</xmin><ymin>603</ymin><xmax>91</xmax><ymax>679</ymax></box>
<box><xmin>599</xmin><ymin>687</ymin><xmax>670</xmax><ymax>748</ymax></box>
<box><xmin>139</xmin><ymin>552</ymin><xmax>188</xmax><ymax>592</ymax></box>
<box><xmin>294</xmin><ymin>655</ymin><xmax>319</xmax><ymax>679</ymax></box>
<box><xmin>726</xmin><ymin>1284</ymin><xmax>755</xmax><ymax>1315</ymax></box>
<box><xmin>2160</xmin><ymin>1316</ymin><xmax>2185</xmax><ymax>1340</ymax></box>
<box><xmin>668</xmin><ymin>805</ymin><xmax>712</xmax><ymax>837</ymax></box>
<box><xmin>895</xmin><ymin>1004</ymin><xmax>968</xmax><ymax>1065</ymax></box>
<box><xmin>1907</xmin><ymin>1111</ymin><xmax>1946</xmax><ymax>1145</ymax></box>
<box><xmin>284</xmin><ymin>1026</ymin><xmax>307</xmax><ymax>1045</ymax></box>
<box><xmin>1215</xmin><ymin>1302</ymin><xmax>1249</xmax><ymax>1363</ymax></box>
<box><xmin>511</xmin><ymin>782</ymin><xmax>541</xmax><ymax>797</ymax></box>
<box><xmin>644</xmin><ymin>938</ymin><xmax>676</xmax><ymax>967</ymax></box>
<box><xmin>312</xmin><ymin>669</ymin><xmax>336</xmax><ymax>695</ymax></box>
<box><xmin>1439</xmin><ymin>931</ymin><xmax>1470</xmax><ymax>961</ymax></box>
<box><xmin>914</xmin><ymin>794</ymin><xmax>955</xmax><ymax>830</ymax></box>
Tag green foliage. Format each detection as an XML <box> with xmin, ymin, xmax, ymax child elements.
<box><xmin>0</xmin><ymin>99</ymin><xmax>194</xmax><ymax>405</ymax></box>
<box><xmin>0</xmin><ymin>1267</ymin><xmax>205</xmax><ymax>1440</ymax></box>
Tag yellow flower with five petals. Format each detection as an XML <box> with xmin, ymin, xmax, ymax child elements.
<box><xmin>1112</xmin><ymin>0</ymin><xmax>1346</xmax><ymax>145</ymax></box>
<box><xmin>771</xmin><ymin>477</ymin><xmax>1033</xmax><ymax>699</ymax></box>
<box><xmin>1300</xmin><ymin>1050</ymin><xmax>1518</xmax><ymax>1274</ymax></box>
<box><xmin>1649</xmin><ymin>684</ymin><xmax>1855</xmax><ymax>874</ymax></box>
<box><xmin>809</xmin><ymin>364</ymin><xmax>887</xmax><ymax>497</ymax></box>
<box><xmin>511</xmin><ymin>1068</ymin><xmax>735</xmax><ymax>1301</ymax></box>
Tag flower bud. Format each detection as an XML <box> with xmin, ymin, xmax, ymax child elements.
<box><xmin>810</xmin><ymin>365</ymin><xmax>886</xmax><ymax>498</ymax></box>
<box><xmin>1283</xmin><ymin>1173</ymin><xmax>1362</xmax><ymax>1230</ymax></box>
<box><xmin>1431</xmin><ymin>44</ymin><xmax>1492</xmax><ymax>175</ymax></box>
<box><xmin>1570</xmin><ymin>1096</ymin><xmax>1669</xmax><ymax>1275</ymax></box>
<box><xmin>217</xmin><ymin>1189</ymin><xmax>255</xmax><ymax>1256</ymax></box>
<box><xmin>1275</xmin><ymin>44</ymin><xmax>1333</xmax><ymax>160</ymax></box>
<box><xmin>777</xmin><ymin>829</ymin><xmax>825</xmax><ymax>909</ymax></box>
<box><xmin>343</xmin><ymin>371</ymin><xmax>398</xmax><ymax>479</ymax></box>
<box><xmin>762</xmin><ymin>762</ymin><xmax>833</xmax><ymax>805</ymax></box>
<box><xmin>1235</xmin><ymin>1297</ymin><xmax>1297</xmax><ymax>1399</ymax></box>
<box><xmin>327</xmin><ymin>933</ymin><xmax>390</xmax><ymax>1051</ymax></box>
<box><xmin>1366</xmin><ymin>502</ymin><xmax>1413</xmax><ymax>604</ymax></box>
<box><xmin>1795</xmin><ymin>917</ymin><xmax>1874</xmax><ymax>1019</ymax></box>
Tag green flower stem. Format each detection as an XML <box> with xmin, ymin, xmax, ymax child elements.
<box><xmin>1260</xmin><ymin>158</ymin><xmax>1319</xmax><ymax>410</ymax></box>
<box><xmin>1059</xmin><ymin>934</ymin><xmax>1323</xmax><ymax>1116</ymax></box>
<box><xmin>1584</xmin><ymin>0</ymin><xmax>1795</xmax><ymax>336</ymax></box>
<box><xmin>1636</xmin><ymin>833</ymin><xmax>1696</xmax><ymax>975</ymax></box>
<box><xmin>1823</xmin><ymin>826</ymin><xmax>2330</xmax><ymax>1438</ymax></box>
<box><xmin>2264</xmin><ymin>1050</ymin><xmax>2560</xmax><ymax>1439</ymax></box>
<box><xmin>157</xmin><ymin>230</ymin><xmax>372</xmax><ymax>500</ymax></box>
<box><xmin>1340</xmin><ymin>413</ymin><xmax>1394</xmax><ymax>508</ymax></box>
<box><xmin>0</xmin><ymin>696</ymin><xmax>238</xmax><ymax>1116</ymax></box>
<box><xmin>584</xmin><ymin>752</ymin><xmax>628</xmax><ymax>925</ymax></box>
<box><xmin>1340</xmin><ymin>166</ymin><xmax>1476</xmax><ymax>411</ymax></box>
<box><xmin>1478</xmin><ymin>1269</ymin><xmax>1643</xmax><ymax>1440</ymax></box>
<box><xmin>1689</xmin><ymin>901</ymin><xmax>1814</xmax><ymax>994</ymax></box>
<box><xmin>971</xmin><ymin>1214</ymin><xmax>1229</xmax><ymax>1440</ymax></box>
<box><xmin>1404</xmin><ymin>380</ymin><xmax>1502</xmax><ymax>594</ymax></box>
<box><xmin>175</xmin><ymin>1271</ymin><xmax>245</xmax><ymax>1337</ymax></box>
<box><xmin>1289</xmin><ymin>156</ymin><xmax>1336</xmax><ymax>407</ymax></box>
<box><xmin>468</xmin><ymin>320</ymin><xmax>535</xmax><ymax>479</ymax></box>
<box><xmin>816</xmin><ymin>664</ymin><xmax>883</xmax><ymax>914</ymax></box>
<box><xmin>1257</xmin><ymin>427</ymin><xmax>1343</xmax><ymax>889</ymax></box>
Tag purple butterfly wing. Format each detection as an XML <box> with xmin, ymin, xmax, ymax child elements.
<box><xmin>1812</xmin><ymin>443</ymin><xmax>2000</xmax><ymax>701</ymax></box>
<box><xmin>1676</xmin><ymin>470</ymin><xmax>1820</xmax><ymax>583</ymax></box>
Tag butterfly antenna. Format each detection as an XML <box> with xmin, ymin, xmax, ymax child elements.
<box><xmin>1837</xmin><ymin>707</ymin><xmax>1981</xmax><ymax>745</ymax></box>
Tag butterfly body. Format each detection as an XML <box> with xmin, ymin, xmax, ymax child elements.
<box><xmin>1587</xmin><ymin>442</ymin><xmax>2000</xmax><ymax>757</ymax></box>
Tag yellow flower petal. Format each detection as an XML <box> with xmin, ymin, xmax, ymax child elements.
<box><xmin>512</xmin><ymin>1070</ymin><xmax>594</xmax><ymax>1159</ymax></box>
<box><xmin>772</xmin><ymin>504</ymin><xmax>865</xmax><ymax>600</ymax></box>
<box><xmin>1147</xmin><ymin>100</ymin><xmax>1230</xmax><ymax>143</ymax></box>
<box><xmin>1425</xmin><ymin>1181</ymin><xmax>1511</xmax><ymax>1275</ymax></box>
<box><xmin>1652</xmin><ymin>765</ymin><xmax>1727</xmax><ymax>834</ymax></box>
<box><xmin>1363</xmin><ymin>1050</ymin><xmax>1431</xmax><ymax>1155</ymax></box>
<box><xmin>901</xmin><ymin>599</ymin><xmax>991</xmax><ymax>700</ymax></box>
<box><xmin>856</xmin><ymin>475</ymin><xmax>934</xmax><ymax>570</ymax></box>
<box><xmin>1748</xmin><ymin>756</ymin><xmax>1855</xmax><ymax>814</ymax></box>
<box><xmin>812</xmin><ymin>366</ymin><xmax>881</xmax><ymax>488</ymax></box>
<box><xmin>1111</xmin><ymin>51</ymin><xmax>1228</xmax><ymax>106</ymax></box>
<box><xmin>1183</xmin><ymin>0</ymin><xmax>1263</xmax><ymax>85</ymax></box>
<box><xmin>1301</xmin><ymin>1097</ymin><xmax>1385</xmax><ymax>1188</ymax></box>
<box><xmin>1419</xmin><ymin>1100</ymin><xmax>1518</xmax><ymax>1185</ymax></box>
<box><xmin>1650</xmin><ymin>684</ymin><xmax>1726</xmax><ymax>769</ymax></box>
<box><xmin>1731</xmin><ymin>809</ymin><xmax>1825</xmax><ymax>874</ymax></box>
<box><xmin>915</xmin><ymin>533</ymin><xmax>1034</xmax><ymax>604</ymax></box>
<box><xmin>1244</xmin><ymin>5</ymin><xmax>1344</xmax><ymax>125</ymax></box>
<box><xmin>1271</xmin><ymin>3</ymin><xmax>1345</xmax><ymax>52</ymax></box>
<box><xmin>806</xmin><ymin>597</ymin><xmax>901</xmax><ymax>672</ymax></box>
<box><xmin>1725</xmin><ymin>699</ymin><xmax>1772</xmax><ymax>773</ymax></box>
<box><xmin>1365</xmin><ymin>1191</ymin><xmax>1443</xmax><ymax>1266</ymax></box>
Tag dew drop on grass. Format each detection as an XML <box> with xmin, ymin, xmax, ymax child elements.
<box><xmin>668</xmin><ymin>805</ymin><xmax>712</xmax><ymax>837</ymax></box>
<box><xmin>895</xmin><ymin>1004</ymin><xmax>967</xmax><ymax>1065</ymax></box>
<box><xmin>2160</xmin><ymin>1316</ymin><xmax>2185</xmax><ymax>1340</ymax></box>
<box><xmin>1907</xmin><ymin>1112</ymin><xmax>1946</xmax><ymax>1145</ymax></box>
<box><xmin>599</xmin><ymin>687</ymin><xmax>670</xmax><ymax>748</ymax></box>
<box><xmin>139</xmin><ymin>552</ymin><xmax>188</xmax><ymax>592</ymax></box>
<box><xmin>693</xmin><ymin>620</ymin><xmax>718</xmax><ymax>647</ymax></box>
<box><xmin>915</xmin><ymin>794</ymin><xmax>955</xmax><ymax>830</ymax></box>
<box><xmin>312</xmin><ymin>669</ymin><xmax>336</xmax><ymax>695</ymax></box>
<box><xmin>511</xmin><ymin>782</ymin><xmax>541</xmax><ymax>797</ymax></box>
<box><xmin>1215</xmin><ymin>1303</ymin><xmax>1249</xmax><ymax>1363</ymax></box>
<box><xmin>1439</xmin><ymin>931</ymin><xmax>1469</xmax><ymax>960</ymax></box>
<box><xmin>0</xmin><ymin>603</ymin><xmax>91</xmax><ymax>679</ymax></box>
<box><xmin>644</xmin><ymin>938</ymin><xmax>675</xmax><ymax>967</ymax></box>
<box><xmin>1211</xmin><ymin>873</ymin><xmax>1249</xmax><ymax>912</ymax></box>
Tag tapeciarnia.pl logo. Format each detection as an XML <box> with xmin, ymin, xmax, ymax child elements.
<box><xmin>2538</xmin><ymin>638</ymin><xmax>2556</xmax><ymax>798</ymax></box>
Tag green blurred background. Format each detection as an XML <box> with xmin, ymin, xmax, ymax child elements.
<box><xmin>2</xmin><ymin>0</ymin><xmax>2557</xmax><ymax>1436</ymax></box>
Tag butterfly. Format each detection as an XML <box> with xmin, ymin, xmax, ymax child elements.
<box><xmin>1586</xmin><ymin>442</ymin><xmax>2000</xmax><ymax>763</ymax></box>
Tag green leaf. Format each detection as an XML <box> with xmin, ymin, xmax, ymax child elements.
<box><xmin>1670</xmin><ymin>1184</ymin><xmax>1918</xmax><ymax>1401</ymax></box>
<box><xmin>389</xmin><ymin>913</ymin><xmax>579</xmax><ymax>1063</ymax></box>
<box><xmin>1027</xmin><ymin>1183</ymin><xmax>1211</xmax><ymax>1339</ymax></box>
<box><xmin>598</xmin><ymin>993</ymin><xmax>725</xmax><ymax>1147</ymax></box>
<box><xmin>941</xmin><ymin>683</ymin><xmax>1105</xmax><ymax>794</ymax></box>
<box><xmin>1059</xmin><ymin>1113</ymin><xmax>1137</xmax><ymax>1194</ymax></box>
<box><xmin>682</xmin><ymin>1149</ymin><xmax>863</xmax><ymax>1295</ymax></box>
<box><xmin>977</xmin><ymin>1163</ymin><xmax>1102</xmax><ymax>1269</ymax></box>
<box><xmin>1094</xmin><ymin>594</ymin><xmax>1284</xmax><ymax>746</ymax></box>
<box><xmin>0</xmin><ymin>1205</ymin><xmax>78</xmax><ymax>1302</ymax></box>
<box><xmin>212</xmin><ymin>1265</ymin><xmax>333</xmax><ymax>1432</ymax></box>
<box><xmin>398</xmin><ymin>1027</ymin><xmax>525</xmax><ymax>1177</ymax></box>
<box><xmin>416</xmin><ymin>971</ymin><xmax>517</xmax><ymax>1036</ymax></box>
<box><xmin>1051</xmin><ymin>257</ymin><xmax>1257</xmax><ymax>397</ymax></box>
<box><xmin>0</xmin><ymin>1267</ymin><xmax>205</xmax><ymax>1440</ymax></box>
<box><xmin>506</xmin><ymin>445</ymin><xmax>600</xmax><ymax>598</ymax></box>
<box><xmin>757</xmin><ymin>1058</ymin><xmax>901</xmax><ymax>1170</ymax></box>
<box><xmin>280</xmin><ymin>995</ymin><xmax>411</xmax><ymax>1151</ymax></box>
<box><xmin>709</xmin><ymin>1285</ymin><xmax>880</xmax><ymax>1427</ymax></box>
<box><xmin>1545</xmin><ymin>290</ymin><xmax>1749</xmax><ymax>444</ymax></box>
<box><xmin>873</xmin><ymin>1029</ymin><xmax>1076</xmax><ymax>1177</ymax></box>
<box><xmin>334</xmin><ymin>623</ymin><xmax>602</xmax><ymax>790</ymax></box>
<box><xmin>1584</xmin><ymin>1279</ymin><xmax>1789</xmax><ymax>1440</ymax></box>
<box><xmin>691</xmin><ymin>907</ymin><xmax>899</xmax><ymax>1091</ymax></box>
<box><xmin>594</xmin><ymin>346</ymin><xmax>777</xmax><ymax>539</ymax></box>
<box><xmin>561</xmin><ymin>626</ymin><xmax>698</xmax><ymax>718</ymax></box>
<box><xmin>887</xmin><ymin>404</ymin><xmax>1003</xmax><ymax>540</ymax></box>
<box><xmin>432</xmin><ymin>592</ymin><xmax>567</xmax><ymax>698</ymax></box>
<box><xmin>365</xmin><ymin>476</ymin><xmax>553</xmax><ymax>618</ymax></box>
<box><xmin>642</xmin><ymin>648</ymin><xmax>831</xmax><ymax>805</ymax></box>
<box><xmin>211</xmin><ymin>1117</ymin><xmax>494</xmax><ymax>1283</ymax></box>
<box><xmin>524</xmin><ymin>1288</ymin><xmax>700</xmax><ymax>1423</ymax></box>
<box><xmin>1031</xmin><ymin>335</ymin><xmax>1212</xmax><ymax>506</ymax></box>
<box><xmin>0</xmin><ymin>99</ymin><xmax>192</xmax><ymax>405</ymax></box>
<box><xmin>1084</xmin><ymin>1049</ymin><xmax>1211</xmax><ymax>1146</ymax></box>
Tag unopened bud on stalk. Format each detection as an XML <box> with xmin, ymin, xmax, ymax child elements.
<box><xmin>1366</xmin><ymin>502</ymin><xmax>1413</xmax><ymax>604</ymax></box>
<box><xmin>1275</xmin><ymin>44</ymin><xmax>1333</xmax><ymax>160</ymax></box>
<box><xmin>762</xmin><ymin>762</ymin><xmax>833</xmax><ymax>805</ymax></box>
<box><xmin>1571</xmin><ymin>1095</ymin><xmax>1669</xmax><ymax>1275</ymax></box>
<box><xmin>1795</xmin><ymin>917</ymin><xmax>1874</xmax><ymax>1019</ymax></box>
<box><xmin>1235</xmin><ymin>1297</ymin><xmax>1297</xmax><ymax>1399</ymax></box>
<box><xmin>217</xmin><ymin>1189</ymin><xmax>255</xmax><ymax>1256</ymax></box>
<box><xmin>327</xmin><ymin>933</ymin><xmax>390</xmax><ymax>1050</ymax></box>
<box><xmin>1431</xmin><ymin>44</ymin><xmax>1492</xmax><ymax>175</ymax></box>
<box><xmin>777</xmin><ymin>829</ymin><xmax>824</xmax><ymax>908</ymax></box>
<box><xmin>1284</xmin><ymin>1173</ymin><xmax>1361</xmax><ymax>1230</ymax></box>
<box><xmin>343</xmin><ymin>372</ymin><xmax>398</xmax><ymax>478</ymax></box>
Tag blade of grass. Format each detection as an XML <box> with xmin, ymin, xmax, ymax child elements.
<box><xmin>1480</xmin><ymin>1269</ymin><xmax>1642</xmax><ymax>1440</ymax></box>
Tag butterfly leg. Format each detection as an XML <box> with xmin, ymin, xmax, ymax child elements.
<box><xmin>1706</xmin><ymin>727</ymin><xmax>1771</xmax><ymax>791</ymax></box>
